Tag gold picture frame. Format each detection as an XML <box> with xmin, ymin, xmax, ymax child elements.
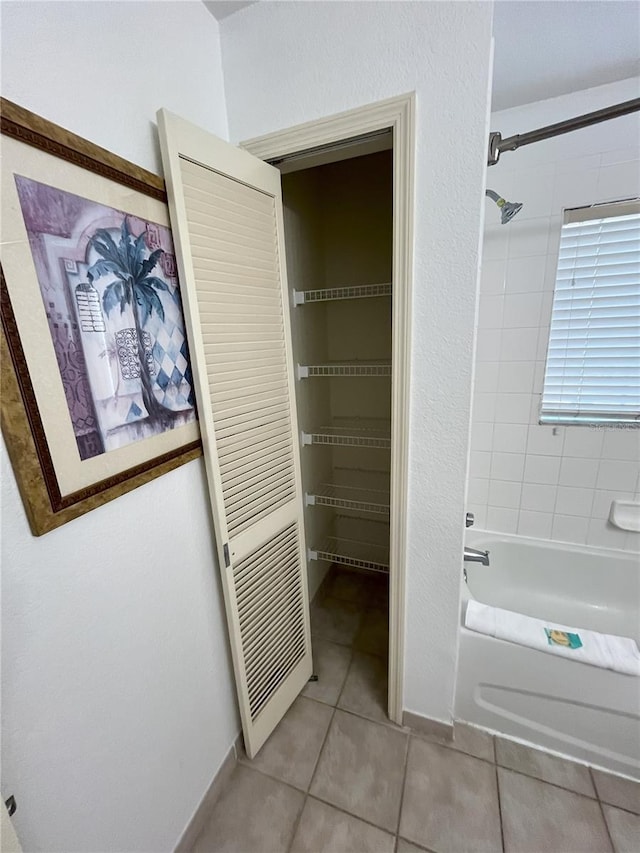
<box><xmin>1</xmin><ymin>99</ymin><xmax>202</xmax><ymax>535</ymax></box>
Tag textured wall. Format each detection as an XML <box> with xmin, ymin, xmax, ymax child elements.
<box><xmin>470</xmin><ymin>77</ymin><xmax>640</xmax><ymax>551</ymax></box>
<box><xmin>219</xmin><ymin>0</ymin><xmax>495</xmax><ymax>722</ymax></box>
<box><xmin>1</xmin><ymin>3</ymin><xmax>239</xmax><ymax>851</ymax></box>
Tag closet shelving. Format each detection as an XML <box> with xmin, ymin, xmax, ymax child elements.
<box><xmin>297</xmin><ymin>361</ymin><xmax>391</xmax><ymax>378</ymax></box>
<box><xmin>308</xmin><ymin>515</ymin><xmax>390</xmax><ymax>574</ymax></box>
<box><xmin>301</xmin><ymin>417</ymin><xmax>391</xmax><ymax>449</ymax></box>
<box><xmin>293</xmin><ymin>282</ymin><xmax>392</xmax><ymax>305</ymax></box>
<box><xmin>306</xmin><ymin>468</ymin><xmax>390</xmax><ymax>517</ymax></box>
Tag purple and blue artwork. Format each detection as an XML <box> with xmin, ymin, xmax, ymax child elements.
<box><xmin>14</xmin><ymin>175</ymin><xmax>196</xmax><ymax>460</ymax></box>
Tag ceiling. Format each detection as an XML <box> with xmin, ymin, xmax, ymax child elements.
<box><xmin>203</xmin><ymin>1</ymin><xmax>640</xmax><ymax>110</ymax></box>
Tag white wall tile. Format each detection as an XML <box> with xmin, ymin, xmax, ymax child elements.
<box><xmin>493</xmin><ymin>423</ymin><xmax>528</xmax><ymax>454</ymax></box>
<box><xmin>478</xmin><ymin>294</ymin><xmax>504</xmax><ymax>329</ymax></box>
<box><xmin>474</xmin><ymin>361</ymin><xmax>500</xmax><ymax>394</ymax></box>
<box><xmin>480</xmin><ymin>258</ymin><xmax>507</xmax><ymax>295</ymax></box>
<box><xmin>500</xmin><ymin>327</ymin><xmax>538</xmax><ymax>362</ymax></box>
<box><xmin>555</xmin><ymin>486</ymin><xmax>594</xmax><ymax>518</ymax></box>
<box><xmin>596</xmin><ymin>459</ymin><xmax>639</xmax><ymax>492</ymax></box>
<box><xmin>487</xmin><ymin>506</ymin><xmax>519</xmax><ymax>533</ymax></box>
<box><xmin>469</xmin><ymin>450</ymin><xmax>491</xmax><ymax>479</ymax></box>
<box><xmin>495</xmin><ymin>392</ymin><xmax>532</xmax><ymax>424</ymax></box>
<box><xmin>471</xmin><ymin>422</ymin><xmax>494</xmax><ymax>452</ymax></box>
<box><xmin>503</xmin><ymin>292</ymin><xmax>543</xmax><ymax>328</ymax></box>
<box><xmin>523</xmin><ymin>454</ymin><xmax>561</xmax><ymax>485</ymax></box>
<box><xmin>591</xmin><ymin>489</ymin><xmax>635</xmax><ymax>520</ymax></box>
<box><xmin>511</xmin><ymin>170</ymin><xmax>555</xmax><ymax>221</ymax></box>
<box><xmin>521</xmin><ymin>482</ymin><xmax>557</xmax><ymax>513</ymax></box>
<box><xmin>475</xmin><ymin>329</ymin><xmax>502</xmax><ymax>362</ymax></box>
<box><xmin>507</xmin><ymin>217</ymin><xmax>550</xmax><ymax>258</ymax></box>
<box><xmin>562</xmin><ymin>427</ymin><xmax>605</xmax><ymax>458</ymax></box>
<box><xmin>491</xmin><ymin>451</ymin><xmax>526</xmax><ymax>482</ymax></box>
<box><xmin>601</xmin><ymin>429</ymin><xmax>640</xmax><ymax>462</ymax></box>
<box><xmin>498</xmin><ymin>361</ymin><xmax>536</xmax><ymax>394</ymax></box>
<box><xmin>468</xmin><ymin>477</ymin><xmax>490</xmax><ymax>504</ymax></box>
<box><xmin>600</xmin><ymin>148</ymin><xmax>639</xmax><ymax>167</ymax></box>
<box><xmin>558</xmin><ymin>457</ymin><xmax>599</xmax><ymax>489</ymax></box>
<box><xmin>505</xmin><ymin>255</ymin><xmax>547</xmax><ymax>293</ymax></box>
<box><xmin>598</xmin><ymin>161</ymin><xmax>640</xmax><ymax>201</ymax></box>
<box><xmin>586</xmin><ymin>517</ymin><xmax>628</xmax><ymax>549</ymax></box>
<box><xmin>552</xmin><ymin>167</ymin><xmax>600</xmax><ymax>210</ymax></box>
<box><xmin>473</xmin><ymin>392</ymin><xmax>496</xmax><ymax>423</ymax></box>
<box><xmin>552</xmin><ymin>514</ymin><xmax>589</xmax><ymax>545</ymax></box>
<box><xmin>488</xmin><ymin>479</ymin><xmax>522</xmax><ymax>509</ymax></box>
<box><xmin>518</xmin><ymin>509</ymin><xmax>553</xmax><ymax>539</ymax></box>
<box><xmin>483</xmin><ymin>225</ymin><xmax>509</xmax><ymax>261</ymax></box>
<box><xmin>526</xmin><ymin>425</ymin><xmax>565</xmax><ymax>456</ymax></box>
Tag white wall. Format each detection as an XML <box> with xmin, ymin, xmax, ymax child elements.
<box><xmin>219</xmin><ymin>1</ymin><xmax>495</xmax><ymax>722</ymax></box>
<box><xmin>1</xmin><ymin>3</ymin><xmax>239</xmax><ymax>851</ymax></box>
<box><xmin>469</xmin><ymin>77</ymin><xmax>640</xmax><ymax>551</ymax></box>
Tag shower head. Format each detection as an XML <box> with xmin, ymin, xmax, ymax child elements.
<box><xmin>486</xmin><ymin>189</ymin><xmax>523</xmax><ymax>225</ymax></box>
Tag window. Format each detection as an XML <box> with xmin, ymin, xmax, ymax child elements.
<box><xmin>540</xmin><ymin>200</ymin><xmax>640</xmax><ymax>425</ymax></box>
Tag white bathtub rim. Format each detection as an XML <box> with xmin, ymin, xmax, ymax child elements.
<box><xmin>466</xmin><ymin>527</ymin><xmax>640</xmax><ymax>559</ymax></box>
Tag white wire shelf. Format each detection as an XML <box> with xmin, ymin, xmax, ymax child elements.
<box><xmin>301</xmin><ymin>418</ymin><xmax>391</xmax><ymax>449</ymax></box>
<box><xmin>306</xmin><ymin>469</ymin><xmax>390</xmax><ymax>516</ymax></box>
<box><xmin>293</xmin><ymin>283</ymin><xmax>392</xmax><ymax>305</ymax></box>
<box><xmin>297</xmin><ymin>361</ymin><xmax>391</xmax><ymax>378</ymax></box>
<box><xmin>308</xmin><ymin>515</ymin><xmax>390</xmax><ymax>574</ymax></box>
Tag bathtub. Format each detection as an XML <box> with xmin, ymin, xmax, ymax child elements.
<box><xmin>454</xmin><ymin>531</ymin><xmax>640</xmax><ymax>779</ymax></box>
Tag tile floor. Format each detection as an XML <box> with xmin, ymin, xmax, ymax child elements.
<box><xmin>191</xmin><ymin>567</ymin><xmax>640</xmax><ymax>853</ymax></box>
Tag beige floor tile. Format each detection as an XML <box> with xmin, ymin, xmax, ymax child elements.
<box><xmin>310</xmin><ymin>709</ymin><xmax>407</xmax><ymax>832</ymax></box>
<box><xmin>592</xmin><ymin>769</ymin><xmax>640</xmax><ymax>814</ymax></box>
<box><xmin>337</xmin><ymin>650</ymin><xmax>390</xmax><ymax>724</ymax></box>
<box><xmin>320</xmin><ymin>568</ymin><xmax>373</xmax><ymax>604</ymax></box>
<box><xmin>192</xmin><ymin>764</ymin><xmax>304</xmax><ymax>853</ymax></box>
<box><xmin>400</xmin><ymin>737</ymin><xmax>502</xmax><ymax>853</ymax></box>
<box><xmin>239</xmin><ymin>696</ymin><xmax>333</xmax><ymax>790</ymax></box>
<box><xmin>413</xmin><ymin>720</ymin><xmax>494</xmax><ymax>763</ymax></box>
<box><xmin>311</xmin><ymin>597</ymin><xmax>364</xmax><ymax>646</ymax></box>
<box><xmin>499</xmin><ymin>767</ymin><xmax>613</xmax><ymax>853</ymax></box>
<box><xmin>496</xmin><ymin>737</ymin><xmax>595</xmax><ymax>797</ymax></box>
<box><xmin>290</xmin><ymin>797</ymin><xmax>395</xmax><ymax>853</ymax></box>
<box><xmin>354</xmin><ymin>606</ymin><xmax>389</xmax><ymax>658</ymax></box>
<box><xmin>602</xmin><ymin>803</ymin><xmax>640</xmax><ymax>853</ymax></box>
<box><xmin>303</xmin><ymin>639</ymin><xmax>352</xmax><ymax>706</ymax></box>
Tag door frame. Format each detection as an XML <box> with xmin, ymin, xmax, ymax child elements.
<box><xmin>242</xmin><ymin>93</ymin><xmax>415</xmax><ymax>724</ymax></box>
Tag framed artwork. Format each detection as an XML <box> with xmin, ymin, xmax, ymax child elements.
<box><xmin>1</xmin><ymin>99</ymin><xmax>202</xmax><ymax>535</ymax></box>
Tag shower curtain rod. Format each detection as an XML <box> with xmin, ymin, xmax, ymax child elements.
<box><xmin>487</xmin><ymin>97</ymin><xmax>640</xmax><ymax>166</ymax></box>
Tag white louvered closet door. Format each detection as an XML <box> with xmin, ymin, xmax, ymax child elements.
<box><xmin>157</xmin><ymin>110</ymin><xmax>311</xmax><ymax>758</ymax></box>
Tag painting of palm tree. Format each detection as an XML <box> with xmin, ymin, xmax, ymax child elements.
<box><xmin>14</xmin><ymin>174</ymin><xmax>196</xmax><ymax>459</ymax></box>
<box><xmin>88</xmin><ymin>218</ymin><xmax>172</xmax><ymax>427</ymax></box>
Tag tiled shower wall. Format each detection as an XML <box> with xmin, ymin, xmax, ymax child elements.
<box><xmin>468</xmin><ymin>78</ymin><xmax>640</xmax><ymax>551</ymax></box>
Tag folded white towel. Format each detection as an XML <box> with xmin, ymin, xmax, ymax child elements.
<box><xmin>465</xmin><ymin>599</ymin><xmax>640</xmax><ymax>677</ymax></box>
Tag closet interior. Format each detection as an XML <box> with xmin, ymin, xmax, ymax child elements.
<box><xmin>281</xmin><ymin>145</ymin><xmax>394</xmax><ymax>700</ymax></box>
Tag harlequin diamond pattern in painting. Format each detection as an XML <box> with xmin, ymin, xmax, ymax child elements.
<box><xmin>152</xmin><ymin>315</ymin><xmax>194</xmax><ymax>411</ymax></box>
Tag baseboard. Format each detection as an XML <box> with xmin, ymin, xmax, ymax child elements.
<box><xmin>174</xmin><ymin>735</ymin><xmax>240</xmax><ymax>853</ymax></box>
<box><xmin>402</xmin><ymin>710</ymin><xmax>454</xmax><ymax>741</ymax></box>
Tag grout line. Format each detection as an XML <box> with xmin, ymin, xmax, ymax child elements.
<box><xmin>495</xmin><ymin>763</ymin><xmax>507</xmax><ymax>853</ymax></box>
<box><xmin>306</xmin><ymin>704</ymin><xmax>338</xmax><ymax>795</ymax></box>
<box><xmin>305</xmin><ymin>793</ymin><xmax>398</xmax><ymax>839</ymax></box>
<box><xmin>285</xmin><ymin>790</ymin><xmax>308</xmax><ymax>853</ymax></box>
<box><xmin>594</xmin><ymin>790</ymin><xmax>617</xmax><ymax>853</ymax></box>
<box><xmin>395</xmin><ymin>723</ymin><xmax>412</xmax><ymax>837</ymax></box>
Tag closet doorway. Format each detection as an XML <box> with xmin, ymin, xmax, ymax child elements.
<box><xmin>242</xmin><ymin>94</ymin><xmax>415</xmax><ymax>726</ymax></box>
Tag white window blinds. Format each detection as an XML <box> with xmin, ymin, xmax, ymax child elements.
<box><xmin>540</xmin><ymin>200</ymin><xmax>640</xmax><ymax>425</ymax></box>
